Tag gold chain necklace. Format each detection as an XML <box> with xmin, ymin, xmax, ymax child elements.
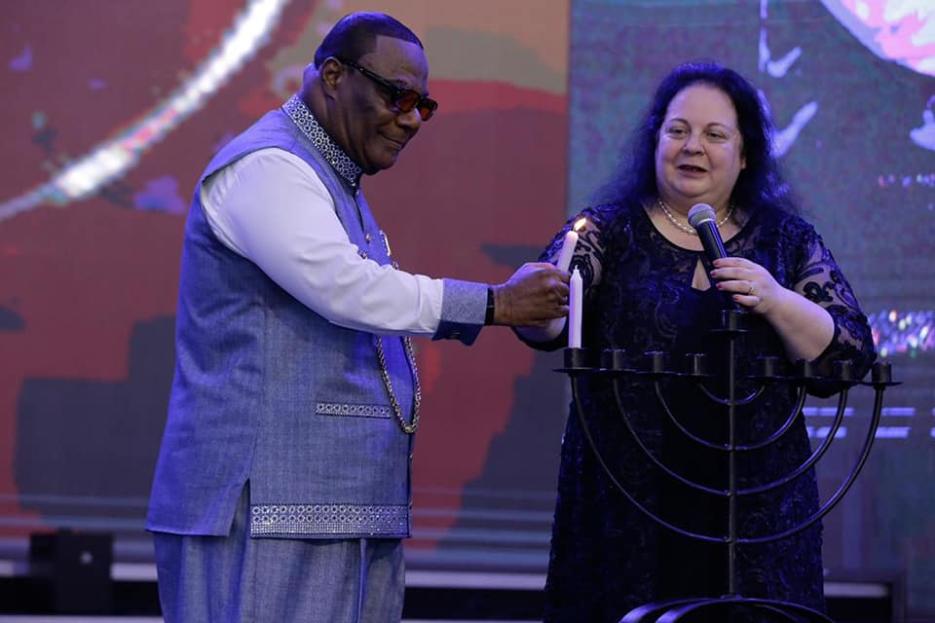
<box><xmin>375</xmin><ymin>332</ymin><xmax>422</xmax><ymax>435</ymax></box>
<box><xmin>372</xmin><ymin>230</ymin><xmax>421</xmax><ymax>435</ymax></box>
<box><xmin>657</xmin><ymin>198</ymin><xmax>732</xmax><ymax>235</ymax></box>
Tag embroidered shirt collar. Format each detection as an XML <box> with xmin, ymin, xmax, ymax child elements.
<box><xmin>283</xmin><ymin>94</ymin><xmax>363</xmax><ymax>188</ymax></box>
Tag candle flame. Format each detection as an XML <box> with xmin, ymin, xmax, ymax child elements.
<box><xmin>573</xmin><ymin>217</ymin><xmax>588</xmax><ymax>232</ymax></box>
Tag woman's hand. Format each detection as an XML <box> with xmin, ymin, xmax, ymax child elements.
<box><xmin>710</xmin><ymin>257</ymin><xmax>790</xmax><ymax>317</ymax></box>
<box><xmin>710</xmin><ymin>257</ymin><xmax>834</xmax><ymax>361</ymax></box>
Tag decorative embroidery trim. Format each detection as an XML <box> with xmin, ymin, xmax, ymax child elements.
<box><xmin>250</xmin><ymin>503</ymin><xmax>409</xmax><ymax>536</ymax></box>
<box><xmin>315</xmin><ymin>402</ymin><xmax>391</xmax><ymax>418</ymax></box>
<box><xmin>282</xmin><ymin>94</ymin><xmax>363</xmax><ymax>188</ymax></box>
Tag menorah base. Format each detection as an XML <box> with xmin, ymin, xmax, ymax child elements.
<box><xmin>620</xmin><ymin>595</ymin><xmax>834</xmax><ymax>622</ymax></box>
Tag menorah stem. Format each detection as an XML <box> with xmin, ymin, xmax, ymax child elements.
<box><xmin>728</xmin><ymin>335</ymin><xmax>738</xmax><ymax>596</ymax></box>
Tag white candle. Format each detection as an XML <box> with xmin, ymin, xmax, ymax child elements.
<box><xmin>539</xmin><ymin>219</ymin><xmax>586</xmax><ymax>340</ymax></box>
<box><xmin>568</xmin><ymin>267</ymin><xmax>583</xmax><ymax>348</ymax></box>
<box><xmin>544</xmin><ymin>231</ymin><xmax>576</xmax><ymax>339</ymax></box>
<box><xmin>555</xmin><ymin>229</ymin><xmax>579</xmax><ymax>273</ymax></box>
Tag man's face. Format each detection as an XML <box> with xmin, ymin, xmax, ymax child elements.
<box><xmin>337</xmin><ymin>35</ymin><xmax>429</xmax><ymax>175</ymax></box>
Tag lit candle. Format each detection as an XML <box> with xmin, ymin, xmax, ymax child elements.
<box><xmin>568</xmin><ymin>267</ymin><xmax>583</xmax><ymax>348</ymax></box>
<box><xmin>511</xmin><ymin>218</ymin><xmax>590</xmax><ymax>345</ymax></box>
<box><xmin>555</xmin><ymin>230</ymin><xmax>578</xmax><ymax>273</ymax></box>
<box><xmin>555</xmin><ymin>218</ymin><xmax>587</xmax><ymax>273</ymax></box>
<box><xmin>538</xmin><ymin>218</ymin><xmax>587</xmax><ymax>340</ymax></box>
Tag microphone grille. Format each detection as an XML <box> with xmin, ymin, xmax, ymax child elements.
<box><xmin>687</xmin><ymin>203</ymin><xmax>716</xmax><ymax>229</ymax></box>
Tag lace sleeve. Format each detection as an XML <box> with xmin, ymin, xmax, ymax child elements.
<box><xmin>516</xmin><ymin>207</ymin><xmax>610</xmax><ymax>351</ymax></box>
<box><xmin>791</xmin><ymin>224</ymin><xmax>877</xmax><ymax>380</ymax></box>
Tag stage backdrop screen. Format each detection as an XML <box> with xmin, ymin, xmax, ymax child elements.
<box><xmin>1</xmin><ymin>0</ymin><xmax>933</xmax><ymax>618</ymax></box>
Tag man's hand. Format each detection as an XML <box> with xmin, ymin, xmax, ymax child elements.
<box><xmin>492</xmin><ymin>263</ymin><xmax>569</xmax><ymax>327</ymax></box>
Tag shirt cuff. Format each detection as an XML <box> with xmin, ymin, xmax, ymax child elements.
<box><xmin>433</xmin><ymin>278</ymin><xmax>488</xmax><ymax>345</ymax></box>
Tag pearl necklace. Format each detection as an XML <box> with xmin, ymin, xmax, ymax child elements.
<box><xmin>657</xmin><ymin>199</ymin><xmax>733</xmax><ymax>235</ymax></box>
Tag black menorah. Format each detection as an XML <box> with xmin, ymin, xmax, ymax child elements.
<box><xmin>558</xmin><ymin>308</ymin><xmax>896</xmax><ymax>623</ymax></box>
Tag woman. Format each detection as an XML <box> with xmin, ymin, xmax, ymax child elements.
<box><xmin>520</xmin><ymin>62</ymin><xmax>876</xmax><ymax>621</ymax></box>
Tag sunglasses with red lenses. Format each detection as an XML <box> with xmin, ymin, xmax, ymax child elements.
<box><xmin>338</xmin><ymin>57</ymin><xmax>438</xmax><ymax>121</ymax></box>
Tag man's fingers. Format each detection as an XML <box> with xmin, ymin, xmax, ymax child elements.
<box><xmin>495</xmin><ymin>262</ymin><xmax>575</xmax><ymax>326</ymax></box>
<box><xmin>527</xmin><ymin>304</ymin><xmax>568</xmax><ymax>327</ymax></box>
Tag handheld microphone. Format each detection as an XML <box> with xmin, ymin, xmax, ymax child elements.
<box><xmin>688</xmin><ymin>203</ymin><xmax>738</xmax><ymax>311</ymax></box>
<box><xmin>687</xmin><ymin>203</ymin><xmax>728</xmax><ymax>262</ymax></box>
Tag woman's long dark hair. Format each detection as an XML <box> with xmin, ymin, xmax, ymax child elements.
<box><xmin>596</xmin><ymin>61</ymin><xmax>797</xmax><ymax>216</ymax></box>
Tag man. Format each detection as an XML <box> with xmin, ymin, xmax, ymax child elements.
<box><xmin>146</xmin><ymin>11</ymin><xmax>568</xmax><ymax>623</ymax></box>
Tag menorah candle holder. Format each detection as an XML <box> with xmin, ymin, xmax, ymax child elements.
<box><xmin>556</xmin><ymin>309</ymin><xmax>897</xmax><ymax>623</ymax></box>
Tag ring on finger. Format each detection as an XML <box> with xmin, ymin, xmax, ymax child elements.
<box><xmin>747</xmin><ymin>282</ymin><xmax>756</xmax><ymax>296</ymax></box>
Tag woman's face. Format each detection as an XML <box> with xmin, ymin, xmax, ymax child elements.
<box><xmin>654</xmin><ymin>83</ymin><xmax>746</xmax><ymax>211</ymax></box>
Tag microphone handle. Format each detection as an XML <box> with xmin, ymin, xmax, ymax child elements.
<box><xmin>697</xmin><ymin>221</ymin><xmax>728</xmax><ymax>261</ymax></box>
<box><xmin>695</xmin><ymin>220</ymin><xmax>737</xmax><ymax>309</ymax></box>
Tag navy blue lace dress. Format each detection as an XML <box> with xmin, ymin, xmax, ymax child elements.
<box><xmin>532</xmin><ymin>202</ymin><xmax>876</xmax><ymax>622</ymax></box>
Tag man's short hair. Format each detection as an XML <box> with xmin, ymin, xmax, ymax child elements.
<box><xmin>313</xmin><ymin>12</ymin><xmax>423</xmax><ymax>69</ymax></box>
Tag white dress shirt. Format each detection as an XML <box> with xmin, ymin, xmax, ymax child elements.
<box><xmin>201</xmin><ymin>147</ymin><xmax>445</xmax><ymax>336</ymax></box>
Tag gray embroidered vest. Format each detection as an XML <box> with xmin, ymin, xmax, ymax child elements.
<box><xmin>147</xmin><ymin>97</ymin><xmax>419</xmax><ymax>539</ymax></box>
